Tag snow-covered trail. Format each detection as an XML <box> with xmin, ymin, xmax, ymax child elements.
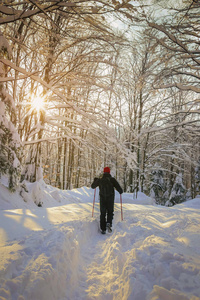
<box><xmin>77</xmin><ymin>204</ymin><xmax>200</xmax><ymax>300</ymax></box>
<box><xmin>1</xmin><ymin>200</ymin><xmax>200</xmax><ymax>300</ymax></box>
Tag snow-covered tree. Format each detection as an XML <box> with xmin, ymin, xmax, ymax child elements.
<box><xmin>169</xmin><ymin>173</ymin><xmax>186</xmax><ymax>205</ymax></box>
<box><xmin>150</xmin><ymin>164</ymin><xmax>166</xmax><ymax>205</ymax></box>
<box><xmin>195</xmin><ymin>158</ymin><xmax>200</xmax><ymax>195</ymax></box>
<box><xmin>0</xmin><ymin>0</ymin><xmax>199</xmax><ymax>196</ymax></box>
<box><xmin>0</xmin><ymin>32</ymin><xmax>21</xmax><ymax>190</ymax></box>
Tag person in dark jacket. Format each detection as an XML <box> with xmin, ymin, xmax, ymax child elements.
<box><xmin>91</xmin><ymin>167</ymin><xmax>123</xmax><ymax>234</ymax></box>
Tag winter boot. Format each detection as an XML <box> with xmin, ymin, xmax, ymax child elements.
<box><xmin>106</xmin><ymin>223</ymin><xmax>112</xmax><ymax>233</ymax></box>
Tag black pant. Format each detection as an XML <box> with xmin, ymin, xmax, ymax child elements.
<box><xmin>100</xmin><ymin>195</ymin><xmax>114</xmax><ymax>231</ymax></box>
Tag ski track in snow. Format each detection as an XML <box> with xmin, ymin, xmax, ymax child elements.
<box><xmin>82</xmin><ymin>206</ymin><xmax>200</xmax><ymax>300</ymax></box>
<box><xmin>0</xmin><ymin>180</ymin><xmax>200</xmax><ymax>300</ymax></box>
<box><xmin>1</xmin><ymin>201</ymin><xmax>200</xmax><ymax>300</ymax></box>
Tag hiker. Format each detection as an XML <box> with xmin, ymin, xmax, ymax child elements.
<box><xmin>91</xmin><ymin>167</ymin><xmax>123</xmax><ymax>234</ymax></box>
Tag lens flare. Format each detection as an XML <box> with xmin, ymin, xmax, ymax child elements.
<box><xmin>31</xmin><ymin>96</ymin><xmax>45</xmax><ymax>112</ymax></box>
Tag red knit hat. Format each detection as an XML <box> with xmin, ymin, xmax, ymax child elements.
<box><xmin>104</xmin><ymin>167</ymin><xmax>110</xmax><ymax>173</ymax></box>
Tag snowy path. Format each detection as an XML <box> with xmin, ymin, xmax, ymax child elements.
<box><xmin>1</xmin><ymin>201</ymin><xmax>200</xmax><ymax>300</ymax></box>
<box><xmin>77</xmin><ymin>205</ymin><xmax>200</xmax><ymax>300</ymax></box>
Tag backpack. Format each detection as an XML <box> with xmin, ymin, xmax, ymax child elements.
<box><xmin>99</xmin><ymin>176</ymin><xmax>114</xmax><ymax>197</ymax></box>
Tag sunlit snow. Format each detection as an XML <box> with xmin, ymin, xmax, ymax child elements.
<box><xmin>0</xmin><ymin>180</ymin><xmax>200</xmax><ymax>300</ymax></box>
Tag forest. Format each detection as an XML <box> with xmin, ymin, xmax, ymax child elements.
<box><xmin>0</xmin><ymin>0</ymin><xmax>200</xmax><ymax>206</ymax></box>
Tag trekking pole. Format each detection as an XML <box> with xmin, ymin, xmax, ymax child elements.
<box><xmin>92</xmin><ymin>188</ymin><xmax>96</xmax><ymax>217</ymax></box>
<box><xmin>120</xmin><ymin>194</ymin><xmax>123</xmax><ymax>221</ymax></box>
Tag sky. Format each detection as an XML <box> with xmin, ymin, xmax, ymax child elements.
<box><xmin>0</xmin><ymin>178</ymin><xmax>200</xmax><ymax>300</ymax></box>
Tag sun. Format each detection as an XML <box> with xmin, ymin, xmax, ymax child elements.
<box><xmin>31</xmin><ymin>95</ymin><xmax>45</xmax><ymax>112</ymax></box>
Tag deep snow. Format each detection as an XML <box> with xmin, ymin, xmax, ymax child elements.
<box><xmin>0</xmin><ymin>179</ymin><xmax>200</xmax><ymax>300</ymax></box>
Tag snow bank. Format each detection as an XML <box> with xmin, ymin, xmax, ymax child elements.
<box><xmin>0</xmin><ymin>178</ymin><xmax>154</xmax><ymax>210</ymax></box>
<box><xmin>178</xmin><ymin>196</ymin><xmax>200</xmax><ymax>209</ymax></box>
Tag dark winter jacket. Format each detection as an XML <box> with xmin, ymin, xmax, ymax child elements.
<box><xmin>91</xmin><ymin>173</ymin><xmax>123</xmax><ymax>197</ymax></box>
